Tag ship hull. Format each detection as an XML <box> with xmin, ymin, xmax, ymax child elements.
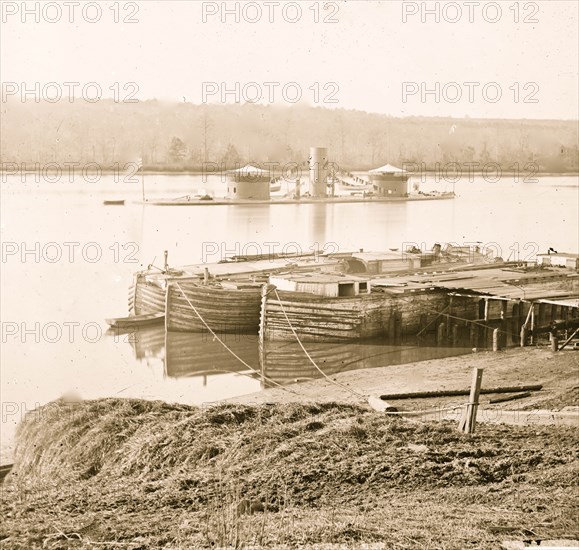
<box><xmin>165</xmin><ymin>280</ymin><xmax>263</xmax><ymax>333</ymax></box>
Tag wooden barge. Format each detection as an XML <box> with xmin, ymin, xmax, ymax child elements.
<box><xmin>263</xmin><ymin>282</ymin><xmax>453</xmax><ymax>342</ymax></box>
<box><xmin>165</xmin><ymin>279</ymin><xmax>263</xmax><ymax>333</ymax></box>
<box><xmin>127</xmin><ymin>247</ymin><xmax>474</xmax><ymax>335</ymax></box>
<box><xmin>262</xmin><ymin>267</ymin><xmax>579</xmax><ymax>345</ymax></box>
<box><xmin>127</xmin><ymin>253</ymin><xmax>345</xmax><ymax>333</ymax></box>
<box><xmin>124</xmin><ymin>248</ymin><xmax>578</xmax><ymax>348</ymax></box>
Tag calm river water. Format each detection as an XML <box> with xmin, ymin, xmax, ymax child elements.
<box><xmin>1</xmin><ymin>174</ymin><xmax>577</xmax><ymax>460</ymax></box>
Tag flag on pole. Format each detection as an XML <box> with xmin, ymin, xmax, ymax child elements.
<box><xmin>137</xmin><ymin>157</ymin><xmax>145</xmax><ymax>202</ymax></box>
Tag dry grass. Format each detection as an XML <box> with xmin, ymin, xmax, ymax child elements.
<box><xmin>1</xmin><ymin>398</ymin><xmax>578</xmax><ymax>549</ymax></box>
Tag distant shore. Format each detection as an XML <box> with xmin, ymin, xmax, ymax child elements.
<box><xmin>1</xmin><ymin>167</ymin><xmax>578</xmax><ymax>178</ymax></box>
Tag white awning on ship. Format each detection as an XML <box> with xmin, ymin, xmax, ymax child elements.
<box><xmin>229</xmin><ymin>164</ymin><xmax>267</xmax><ymax>174</ymax></box>
<box><xmin>368</xmin><ymin>164</ymin><xmax>407</xmax><ymax>174</ymax></box>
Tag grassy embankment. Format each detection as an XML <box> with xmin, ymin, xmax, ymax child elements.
<box><xmin>1</xmin><ymin>396</ymin><xmax>577</xmax><ymax>549</ymax></box>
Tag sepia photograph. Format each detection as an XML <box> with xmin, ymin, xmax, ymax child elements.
<box><xmin>1</xmin><ymin>1</ymin><xmax>578</xmax><ymax>548</ymax></box>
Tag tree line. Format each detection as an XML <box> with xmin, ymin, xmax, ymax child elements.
<box><xmin>1</xmin><ymin>99</ymin><xmax>577</xmax><ymax>173</ymax></box>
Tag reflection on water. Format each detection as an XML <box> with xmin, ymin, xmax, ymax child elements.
<box><xmin>123</xmin><ymin>326</ymin><xmax>471</xmax><ymax>388</ymax></box>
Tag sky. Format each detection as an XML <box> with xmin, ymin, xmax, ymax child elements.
<box><xmin>1</xmin><ymin>0</ymin><xmax>578</xmax><ymax>119</ymax></box>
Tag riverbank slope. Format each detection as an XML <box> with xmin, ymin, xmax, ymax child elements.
<box><xmin>1</xmin><ymin>347</ymin><xmax>577</xmax><ymax>549</ymax></box>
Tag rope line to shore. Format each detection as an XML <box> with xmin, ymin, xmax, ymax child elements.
<box><xmin>173</xmin><ymin>282</ymin><xmax>300</xmax><ymax>395</ymax></box>
<box><xmin>273</xmin><ymin>288</ymin><xmax>366</xmax><ymax>400</ymax></box>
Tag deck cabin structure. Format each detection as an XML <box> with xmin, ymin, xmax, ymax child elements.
<box><xmin>368</xmin><ymin>164</ymin><xmax>409</xmax><ymax>197</ymax></box>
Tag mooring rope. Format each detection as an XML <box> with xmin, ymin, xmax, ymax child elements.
<box><xmin>270</xmin><ymin>288</ymin><xmax>498</xmax><ymax>416</ymax></box>
<box><xmin>173</xmin><ymin>281</ymin><xmax>485</xmax><ymax>416</ymax></box>
<box><xmin>272</xmin><ymin>288</ymin><xmax>367</xmax><ymax>400</ymax></box>
<box><xmin>173</xmin><ymin>281</ymin><xmax>300</xmax><ymax>395</ymax></box>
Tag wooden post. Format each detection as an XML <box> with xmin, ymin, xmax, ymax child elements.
<box><xmin>500</xmin><ymin>301</ymin><xmax>508</xmax><ymax>346</ymax></box>
<box><xmin>530</xmin><ymin>303</ymin><xmax>535</xmax><ymax>344</ymax></box>
<box><xmin>492</xmin><ymin>328</ymin><xmax>500</xmax><ymax>352</ymax></box>
<box><xmin>550</xmin><ymin>332</ymin><xmax>558</xmax><ymax>352</ymax></box>
<box><xmin>452</xmin><ymin>324</ymin><xmax>459</xmax><ymax>347</ymax></box>
<box><xmin>458</xmin><ymin>367</ymin><xmax>484</xmax><ymax>434</ymax></box>
<box><xmin>470</xmin><ymin>323</ymin><xmax>478</xmax><ymax>348</ymax></box>
<box><xmin>437</xmin><ymin>322</ymin><xmax>446</xmax><ymax>346</ymax></box>
<box><xmin>164</xmin><ymin>282</ymin><xmax>171</xmax><ymax>332</ymax></box>
<box><xmin>520</xmin><ymin>303</ymin><xmax>533</xmax><ymax>347</ymax></box>
<box><xmin>520</xmin><ymin>325</ymin><xmax>527</xmax><ymax>347</ymax></box>
<box><xmin>447</xmin><ymin>296</ymin><xmax>453</xmax><ymax>338</ymax></box>
<box><xmin>203</xmin><ymin>267</ymin><xmax>209</xmax><ymax>285</ymax></box>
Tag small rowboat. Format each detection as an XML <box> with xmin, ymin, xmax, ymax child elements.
<box><xmin>105</xmin><ymin>312</ymin><xmax>165</xmax><ymax>329</ymax></box>
<box><xmin>103</xmin><ymin>199</ymin><xmax>125</xmax><ymax>206</ymax></box>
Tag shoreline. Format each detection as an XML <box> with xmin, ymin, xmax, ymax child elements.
<box><xmin>222</xmin><ymin>346</ymin><xmax>579</xmax><ymax>410</ymax></box>
<box><xmin>2</xmin><ymin>346</ymin><xmax>576</xmax><ymax>467</ymax></box>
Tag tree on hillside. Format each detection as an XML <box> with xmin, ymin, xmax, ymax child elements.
<box><xmin>220</xmin><ymin>143</ymin><xmax>241</xmax><ymax>168</ymax></box>
<box><xmin>199</xmin><ymin>107</ymin><xmax>213</xmax><ymax>163</ymax></box>
<box><xmin>167</xmin><ymin>137</ymin><xmax>187</xmax><ymax>163</ymax></box>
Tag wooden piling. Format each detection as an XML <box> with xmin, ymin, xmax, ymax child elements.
<box><xmin>452</xmin><ymin>324</ymin><xmax>459</xmax><ymax>347</ymax></box>
<box><xmin>492</xmin><ymin>328</ymin><xmax>500</xmax><ymax>352</ymax></box>
<box><xmin>550</xmin><ymin>332</ymin><xmax>558</xmax><ymax>352</ymax></box>
<box><xmin>437</xmin><ymin>322</ymin><xmax>446</xmax><ymax>346</ymax></box>
<box><xmin>447</xmin><ymin>296</ymin><xmax>453</xmax><ymax>338</ymax></box>
<box><xmin>520</xmin><ymin>304</ymin><xmax>534</xmax><ymax>347</ymax></box>
<box><xmin>530</xmin><ymin>303</ymin><xmax>535</xmax><ymax>344</ymax></box>
<box><xmin>458</xmin><ymin>367</ymin><xmax>484</xmax><ymax>434</ymax></box>
<box><xmin>470</xmin><ymin>323</ymin><xmax>478</xmax><ymax>348</ymax></box>
<box><xmin>520</xmin><ymin>326</ymin><xmax>528</xmax><ymax>347</ymax></box>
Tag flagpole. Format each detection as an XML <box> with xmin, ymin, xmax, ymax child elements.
<box><xmin>140</xmin><ymin>159</ymin><xmax>145</xmax><ymax>202</ymax></box>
